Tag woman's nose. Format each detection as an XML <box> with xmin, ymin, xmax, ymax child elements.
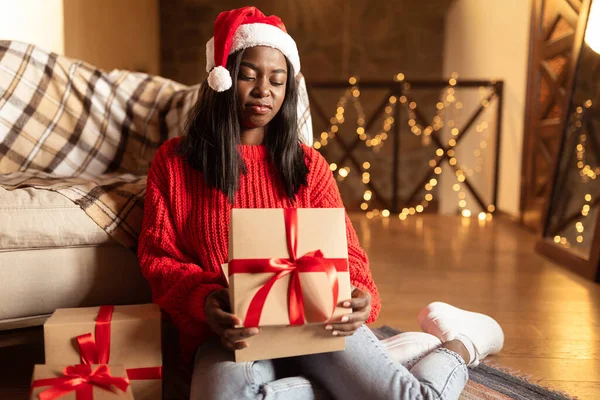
<box><xmin>252</xmin><ymin>78</ymin><xmax>270</xmax><ymax>97</ymax></box>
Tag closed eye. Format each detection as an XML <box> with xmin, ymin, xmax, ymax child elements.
<box><xmin>271</xmin><ymin>81</ymin><xmax>284</xmax><ymax>86</ymax></box>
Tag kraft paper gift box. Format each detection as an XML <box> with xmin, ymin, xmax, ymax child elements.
<box><xmin>30</xmin><ymin>364</ymin><xmax>133</xmax><ymax>400</ymax></box>
<box><xmin>228</xmin><ymin>208</ymin><xmax>352</xmax><ymax>362</ymax></box>
<box><xmin>44</xmin><ymin>304</ymin><xmax>162</xmax><ymax>400</ymax></box>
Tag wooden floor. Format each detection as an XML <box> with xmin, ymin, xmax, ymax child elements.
<box><xmin>1</xmin><ymin>214</ymin><xmax>599</xmax><ymax>399</ymax></box>
<box><xmin>358</xmin><ymin>214</ymin><xmax>600</xmax><ymax>399</ymax></box>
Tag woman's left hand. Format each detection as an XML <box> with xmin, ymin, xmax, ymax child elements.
<box><xmin>325</xmin><ymin>287</ymin><xmax>371</xmax><ymax>337</ymax></box>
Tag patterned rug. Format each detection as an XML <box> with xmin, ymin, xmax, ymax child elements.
<box><xmin>374</xmin><ymin>326</ymin><xmax>575</xmax><ymax>400</ymax></box>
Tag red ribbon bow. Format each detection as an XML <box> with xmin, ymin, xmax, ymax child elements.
<box><xmin>31</xmin><ymin>365</ymin><xmax>130</xmax><ymax>400</ymax></box>
<box><xmin>229</xmin><ymin>208</ymin><xmax>349</xmax><ymax>327</ymax></box>
<box><xmin>75</xmin><ymin>306</ymin><xmax>162</xmax><ymax>381</ymax></box>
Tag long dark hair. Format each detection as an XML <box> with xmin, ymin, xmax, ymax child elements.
<box><xmin>177</xmin><ymin>50</ymin><xmax>308</xmax><ymax>202</ymax></box>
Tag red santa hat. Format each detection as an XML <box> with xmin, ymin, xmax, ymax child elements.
<box><xmin>206</xmin><ymin>6</ymin><xmax>301</xmax><ymax>92</ymax></box>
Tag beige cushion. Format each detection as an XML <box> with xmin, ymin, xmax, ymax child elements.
<box><xmin>0</xmin><ymin>245</ymin><xmax>151</xmax><ymax>323</ymax></box>
<box><xmin>0</xmin><ymin>187</ymin><xmax>113</xmax><ymax>250</ymax></box>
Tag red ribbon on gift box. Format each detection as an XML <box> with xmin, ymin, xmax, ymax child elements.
<box><xmin>229</xmin><ymin>208</ymin><xmax>349</xmax><ymax>327</ymax></box>
<box><xmin>75</xmin><ymin>306</ymin><xmax>162</xmax><ymax>381</ymax></box>
<box><xmin>31</xmin><ymin>365</ymin><xmax>130</xmax><ymax>400</ymax></box>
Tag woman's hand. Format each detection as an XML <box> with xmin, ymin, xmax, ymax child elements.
<box><xmin>205</xmin><ymin>288</ymin><xmax>259</xmax><ymax>351</ymax></box>
<box><xmin>325</xmin><ymin>287</ymin><xmax>371</xmax><ymax>337</ymax></box>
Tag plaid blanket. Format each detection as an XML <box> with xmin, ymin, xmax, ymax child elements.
<box><xmin>0</xmin><ymin>40</ymin><xmax>313</xmax><ymax>249</ymax></box>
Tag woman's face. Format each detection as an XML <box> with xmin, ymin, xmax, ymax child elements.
<box><xmin>237</xmin><ymin>46</ymin><xmax>288</xmax><ymax>129</ymax></box>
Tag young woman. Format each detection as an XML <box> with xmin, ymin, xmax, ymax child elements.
<box><xmin>138</xmin><ymin>7</ymin><xmax>504</xmax><ymax>400</ymax></box>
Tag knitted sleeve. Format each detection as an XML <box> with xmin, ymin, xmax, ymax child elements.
<box><xmin>137</xmin><ymin>144</ymin><xmax>225</xmax><ymax>338</ymax></box>
<box><xmin>306</xmin><ymin>148</ymin><xmax>381</xmax><ymax>324</ymax></box>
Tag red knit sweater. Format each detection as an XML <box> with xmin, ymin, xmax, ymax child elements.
<box><xmin>137</xmin><ymin>137</ymin><xmax>380</xmax><ymax>360</ymax></box>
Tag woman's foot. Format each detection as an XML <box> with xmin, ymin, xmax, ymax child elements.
<box><xmin>381</xmin><ymin>332</ymin><xmax>442</xmax><ymax>369</ymax></box>
<box><xmin>417</xmin><ymin>302</ymin><xmax>504</xmax><ymax>366</ymax></box>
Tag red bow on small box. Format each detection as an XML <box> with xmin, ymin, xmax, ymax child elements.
<box><xmin>229</xmin><ymin>208</ymin><xmax>349</xmax><ymax>327</ymax></box>
<box><xmin>75</xmin><ymin>306</ymin><xmax>162</xmax><ymax>381</ymax></box>
<box><xmin>31</xmin><ymin>365</ymin><xmax>129</xmax><ymax>400</ymax></box>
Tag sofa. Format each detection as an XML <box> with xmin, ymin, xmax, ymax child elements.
<box><xmin>0</xmin><ymin>40</ymin><xmax>313</xmax><ymax>333</ymax></box>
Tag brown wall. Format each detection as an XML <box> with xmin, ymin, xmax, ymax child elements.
<box><xmin>64</xmin><ymin>0</ymin><xmax>160</xmax><ymax>75</ymax></box>
<box><xmin>160</xmin><ymin>0</ymin><xmax>452</xmax><ymax>85</ymax></box>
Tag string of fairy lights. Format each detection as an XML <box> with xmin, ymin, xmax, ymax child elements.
<box><xmin>314</xmin><ymin>73</ymin><xmax>496</xmax><ymax>221</ymax></box>
<box><xmin>553</xmin><ymin>99</ymin><xmax>596</xmax><ymax>247</ymax></box>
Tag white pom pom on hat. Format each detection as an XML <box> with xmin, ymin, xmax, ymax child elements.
<box><xmin>207</xmin><ymin>66</ymin><xmax>233</xmax><ymax>92</ymax></box>
<box><xmin>205</xmin><ymin>6</ymin><xmax>301</xmax><ymax>92</ymax></box>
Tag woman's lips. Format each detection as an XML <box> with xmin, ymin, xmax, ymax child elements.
<box><xmin>248</xmin><ymin>105</ymin><xmax>271</xmax><ymax>115</ymax></box>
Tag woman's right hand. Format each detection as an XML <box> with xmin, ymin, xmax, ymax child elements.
<box><xmin>205</xmin><ymin>288</ymin><xmax>259</xmax><ymax>351</ymax></box>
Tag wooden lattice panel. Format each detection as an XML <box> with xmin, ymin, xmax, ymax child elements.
<box><xmin>521</xmin><ymin>0</ymin><xmax>585</xmax><ymax>232</ymax></box>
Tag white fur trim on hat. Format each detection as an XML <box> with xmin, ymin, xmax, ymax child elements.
<box><xmin>206</xmin><ymin>23</ymin><xmax>301</xmax><ymax>75</ymax></box>
<box><xmin>206</xmin><ymin>37</ymin><xmax>215</xmax><ymax>72</ymax></box>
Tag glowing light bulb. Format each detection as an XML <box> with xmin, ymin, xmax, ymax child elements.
<box><xmin>585</xmin><ymin>0</ymin><xmax>600</xmax><ymax>54</ymax></box>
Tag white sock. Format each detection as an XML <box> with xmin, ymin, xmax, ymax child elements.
<box><xmin>454</xmin><ymin>333</ymin><xmax>477</xmax><ymax>366</ymax></box>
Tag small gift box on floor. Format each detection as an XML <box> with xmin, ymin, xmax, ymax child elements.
<box><xmin>228</xmin><ymin>208</ymin><xmax>352</xmax><ymax>362</ymax></box>
<box><xmin>30</xmin><ymin>364</ymin><xmax>133</xmax><ymax>400</ymax></box>
<box><xmin>44</xmin><ymin>304</ymin><xmax>162</xmax><ymax>400</ymax></box>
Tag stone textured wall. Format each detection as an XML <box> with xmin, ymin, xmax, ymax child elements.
<box><xmin>160</xmin><ymin>0</ymin><xmax>453</xmax><ymax>210</ymax></box>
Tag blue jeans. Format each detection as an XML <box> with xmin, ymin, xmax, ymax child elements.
<box><xmin>190</xmin><ymin>325</ymin><xmax>468</xmax><ymax>400</ymax></box>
